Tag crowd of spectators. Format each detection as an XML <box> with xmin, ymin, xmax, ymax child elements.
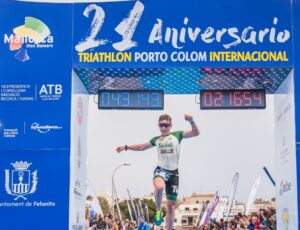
<box><xmin>85</xmin><ymin>195</ymin><xmax>276</xmax><ymax>230</ymax></box>
<box><xmin>198</xmin><ymin>208</ymin><xmax>276</xmax><ymax>230</ymax></box>
<box><xmin>85</xmin><ymin>195</ymin><xmax>150</xmax><ymax>230</ymax></box>
<box><xmin>85</xmin><ymin>209</ymin><xmax>138</xmax><ymax>230</ymax></box>
<box><xmin>86</xmin><ymin>208</ymin><xmax>276</xmax><ymax>230</ymax></box>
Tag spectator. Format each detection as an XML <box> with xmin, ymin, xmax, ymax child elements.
<box><xmin>137</xmin><ymin>216</ymin><xmax>150</xmax><ymax>230</ymax></box>
<box><xmin>85</xmin><ymin>208</ymin><xmax>96</xmax><ymax>230</ymax></box>
<box><xmin>86</xmin><ymin>195</ymin><xmax>94</xmax><ymax>210</ymax></box>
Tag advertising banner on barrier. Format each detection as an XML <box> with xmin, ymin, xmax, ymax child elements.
<box><xmin>0</xmin><ymin>1</ymin><xmax>73</xmax><ymax>150</ymax></box>
<box><xmin>73</xmin><ymin>0</ymin><xmax>293</xmax><ymax>68</ymax></box>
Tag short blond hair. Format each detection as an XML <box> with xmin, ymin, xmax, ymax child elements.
<box><xmin>158</xmin><ymin>114</ymin><xmax>172</xmax><ymax>124</ymax></box>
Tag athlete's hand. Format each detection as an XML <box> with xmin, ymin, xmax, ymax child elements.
<box><xmin>116</xmin><ymin>146</ymin><xmax>125</xmax><ymax>153</ymax></box>
<box><xmin>184</xmin><ymin>114</ymin><xmax>193</xmax><ymax>121</ymax></box>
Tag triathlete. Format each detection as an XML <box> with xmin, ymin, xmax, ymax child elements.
<box><xmin>116</xmin><ymin>114</ymin><xmax>199</xmax><ymax>230</ymax></box>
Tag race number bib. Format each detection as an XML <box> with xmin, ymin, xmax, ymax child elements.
<box><xmin>154</xmin><ymin>168</ymin><xmax>170</xmax><ymax>181</ymax></box>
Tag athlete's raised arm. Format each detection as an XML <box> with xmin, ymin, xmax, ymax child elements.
<box><xmin>182</xmin><ymin>114</ymin><xmax>200</xmax><ymax>138</ymax></box>
<box><xmin>116</xmin><ymin>142</ymin><xmax>153</xmax><ymax>153</ymax></box>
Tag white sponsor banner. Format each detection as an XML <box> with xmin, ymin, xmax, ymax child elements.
<box><xmin>245</xmin><ymin>177</ymin><xmax>261</xmax><ymax>215</ymax></box>
<box><xmin>274</xmin><ymin>71</ymin><xmax>298</xmax><ymax>230</ymax></box>
<box><xmin>69</xmin><ymin>71</ymin><xmax>89</xmax><ymax>230</ymax></box>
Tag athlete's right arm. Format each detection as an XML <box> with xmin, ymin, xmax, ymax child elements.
<box><xmin>116</xmin><ymin>142</ymin><xmax>153</xmax><ymax>153</ymax></box>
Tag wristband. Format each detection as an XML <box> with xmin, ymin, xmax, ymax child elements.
<box><xmin>125</xmin><ymin>145</ymin><xmax>128</xmax><ymax>151</ymax></box>
<box><xmin>189</xmin><ymin>120</ymin><xmax>195</xmax><ymax>124</ymax></box>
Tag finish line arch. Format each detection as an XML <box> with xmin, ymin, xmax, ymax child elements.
<box><xmin>0</xmin><ymin>0</ymin><xmax>299</xmax><ymax>229</ymax></box>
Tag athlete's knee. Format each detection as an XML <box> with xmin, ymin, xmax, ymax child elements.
<box><xmin>153</xmin><ymin>178</ymin><xmax>165</xmax><ymax>191</ymax></box>
<box><xmin>167</xmin><ymin>200</ymin><xmax>176</xmax><ymax>208</ymax></box>
<box><xmin>155</xmin><ymin>185</ymin><xmax>164</xmax><ymax>193</ymax></box>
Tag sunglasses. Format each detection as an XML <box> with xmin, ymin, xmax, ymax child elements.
<box><xmin>159</xmin><ymin>123</ymin><xmax>170</xmax><ymax>128</ymax></box>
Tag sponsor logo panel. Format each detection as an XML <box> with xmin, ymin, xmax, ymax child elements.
<box><xmin>1</xmin><ymin>161</ymin><xmax>56</xmax><ymax>208</ymax></box>
<box><xmin>4</xmin><ymin>17</ymin><xmax>54</xmax><ymax>62</ymax></box>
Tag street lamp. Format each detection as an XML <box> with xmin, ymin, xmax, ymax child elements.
<box><xmin>111</xmin><ymin>163</ymin><xmax>131</xmax><ymax>221</ymax></box>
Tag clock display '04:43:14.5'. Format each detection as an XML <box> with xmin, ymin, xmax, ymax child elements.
<box><xmin>98</xmin><ymin>90</ymin><xmax>164</xmax><ymax>110</ymax></box>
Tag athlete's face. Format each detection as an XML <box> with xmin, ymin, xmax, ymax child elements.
<box><xmin>158</xmin><ymin>119</ymin><xmax>172</xmax><ymax>136</ymax></box>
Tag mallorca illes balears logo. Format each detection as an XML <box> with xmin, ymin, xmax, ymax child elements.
<box><xmin>5</xmin><ymin>161</ymin><xmax>37</xmax><ymax>200</ymax></box>
<box><xmin>4</xmin><ymin>17</ymin><xmax>54</xmax><ymax>62</ymax></box>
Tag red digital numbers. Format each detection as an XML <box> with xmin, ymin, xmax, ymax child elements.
<box><xmin>214</xmin><ymin>92</ymin><xmax>223</xmax><ymax>106</ymax></box>
<box><xmin>201</xmin><ymin>89</ymin><xmax>265</xmax><ymax>109</ymax></box>
<box><xmin>229</xmin><ymin>91</ymin><xmax>253</xmax><ymax>106</ymax></box>
<box><xmin>203</xmin><ymin>91</ymin><xmax>223</xmax><ymax>107</ymax></box>
<box><xmin>203</xmin><ymin>92</ymin><xmax>213</xmax><ymax>106</ymax></box>
<box><xmin>230</xmin><ymin>92</ymin><xmax>242</xmax><ymax>106</ymax></box>
<box><xmin>253</xmin><ymin>92</ymin><xmax>263</xmax><ymax>104</ymax></box>
<box><xmin>243</xmin><ymin>91</ymin><xmax>252</xmax><ymax>106</ymax></box>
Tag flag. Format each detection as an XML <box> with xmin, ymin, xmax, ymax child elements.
<box><xmin>138</xmin><ymin>199</ymin><xmax>144</xmax><ymax>217</ymax></box>
<box><xmin>245</xmin><ymin>177</ymin><xmax>261</xmax><ymax>215</ymax></box>
<box><xmin>195</xmin><ymin>201</ymin><xmax>209</xmax><ymax>229</ymax></box>
<box><xmin>225</xmin><ymin>172</ymin><xmax>239</xmax><ymax>220</ymax></box>
<box><xmin>204</xmin><ymin>191</ymin><xmax>219</xmax><ymax>224</ymax></box>
<box><xmin>263</xmin><ymin>167</ymin><xmax>275</xmax><ymax>186</ymax></box>
<box><xmin>145</xmin><ymin>204</ymin><xmax>149</xmax><ymax>223</ymax></box>
<box><xmin>216</xmin><ymin>201</ymin><xmax>226</xmax><ymax>221</ymax></box>
<box><xmin>127</xmin><ymin>189</ymin><xmax>138</xmax><ymax>223</ymax></box>
<box><xmin>126</xmin><ymin>199</ymin><xmax>134</xmax><ymax>221</ymax></box>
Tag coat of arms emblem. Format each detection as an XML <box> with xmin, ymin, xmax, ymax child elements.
<box><xmin>5</xmin><ymin>161</ymin><xmax>38</xmax><ymax>200</ymax></box>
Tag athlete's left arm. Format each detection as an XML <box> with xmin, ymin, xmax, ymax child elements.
<box><xmin>182</xmin><ymin>114</ymin><xmax>200</xmax><ymax>138</ymax></box>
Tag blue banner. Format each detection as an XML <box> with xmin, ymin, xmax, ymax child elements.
<box><xmin>292</xmin><ymin>0</ymin><xmax>300</xmax><ymax>225</ymax></box>
<box><xmin>0</xmin><ymin>150</ymin><xmax>70</xmax><ymax>229</ymax></box>
<box><xmin>0</xmin><ymin>1</ymin><xmax>72</xmax><ymax>229</ymax></box>
<box><xmin>0</xmin><ymin>1</ymin><xmax>73</xmax><ymax>149</ymax></box>
<box><xmin>293</xmin><ymin>0</ymin><xmax>300</xmax><ymax>142</ymax></box>
<box><xmin>73</xmin><ymin>0</ymin><xmax>293</xmax><ymax>68</ymax></box>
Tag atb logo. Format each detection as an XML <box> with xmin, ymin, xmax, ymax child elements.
<box><xmin>39</xmin><ymin>84</ymin><xmax>63</xmax><ymax>101</ymax></box>
<box><xmin>5</xmin><ymin>161</ymin><xmax>38</xmax><ymax>200</ymax></box>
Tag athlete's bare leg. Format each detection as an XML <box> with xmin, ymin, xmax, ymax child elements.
<box><xmin>153</xmin><ymin>177</ymin><xmax>165</xmax><ymax>210</ymax></box>
<box><xmin>166</xmin><ymin>200</ymin><xmax>176</xmax><ymax>230</ymax></box>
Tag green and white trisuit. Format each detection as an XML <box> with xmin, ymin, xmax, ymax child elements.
<box><xmin>150</xmin><ymin>131</ymin><xmax>183</xmax><ymax>201</ymax></box>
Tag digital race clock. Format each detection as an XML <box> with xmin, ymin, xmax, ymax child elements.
<box><xmin>200</xmin><ymin>89</ymin><xmax>266</xmax><ymax>110</ymax></box>
<box><xmin>98</xmin><ymin>90</ymin><xmax>164</xmax><ymax>110</ymax></box>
